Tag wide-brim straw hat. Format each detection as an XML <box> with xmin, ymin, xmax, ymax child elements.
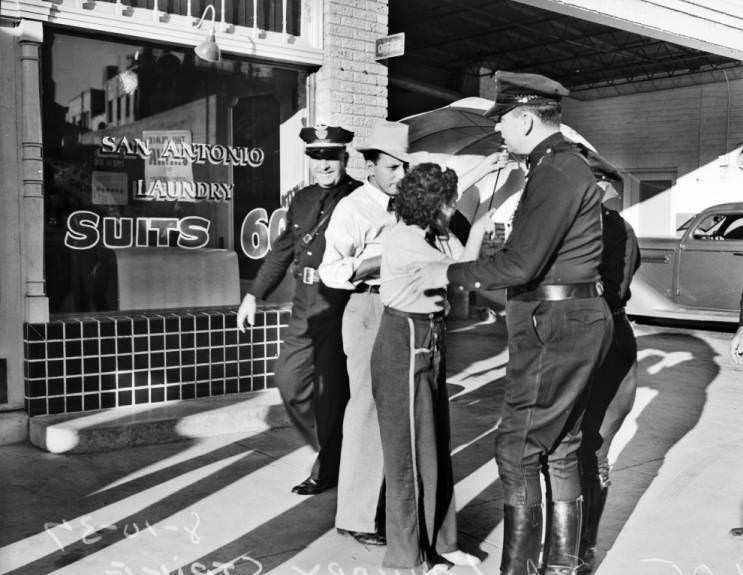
<box><xmin>355</xmin><ymin>120</ymin><xmax>411</xmax><ymax>163</ymax></box>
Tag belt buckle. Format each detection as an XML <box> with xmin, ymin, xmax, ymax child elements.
<box><xmin>596</xmin><ymin>281</ymin><xmax>604</xmax><ymax>297</ymax></box>
<box><xmin>302</xmin><ymin>267</ymin><xmax>317</xmax><ymax>285</ymax></box>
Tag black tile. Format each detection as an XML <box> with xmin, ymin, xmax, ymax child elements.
<box><xmin>196</xmin><ymin>332</ymin><xmax>210</xmax><ymax>348</ymax></box>
<box><xmin>26</xmin><ymin>324</ymin><xmax>46</xmax><ymax>341</ymax></box>
<box><xmin>266</xmin><ymin>358</ymin><xmax>276</xmax><ymax>374</ymax></box>
<box><xmin>151</xmin><ymin>387</ymin><xmax>165</xmax><ymax>403</ymax></box>
<box><xmin>48</xmin><ymin>360</ymin><xmax>63</xmax><ymax>378</ymax></box>
<box><xmin>210</xmin><ymin>332</ymin><xmax>224</xmax><ymax>346</ymax></box>
<box><xmin>28</xmin><ymin>379</ymin><xmax>46</xmax><ymax>398</ymax></box>
<box><xmin>210</xmin><ymin>314</ymin><xmax>224</xmax><ymax>330</ymax></box>
<box><xmin>83</xmin><ymin>321</ymin><xmax>99</xmax><ymax>338</ymax></box>
<box><xmin>253</xmin><ymin>313</ymin><xmax>265</xmax><ymax>327</ymax></box>
<box><xmin>166</xmin><ymin>368</ymin><xmax>180</xmax><ymax>384</ymax></box>
<box><xmin>134</xmin><ymin>336</ymin><xmax>148</xmax><ymax>353</ymax></box>
<box><xmin>27</xmin><ymin>342</ymin><xmax>45</xmax><ymax>360</ymax></box>
<box><xmin>212</xmin><ymin>380</ymin><xmax>224</xmax><ymax>395</ymax></box>
<box><xmin>239</xmin><ymin>377</ymin><xmax>253</xmax><ymax>393</ymax></box>
<box><xmin>264</xmin><ymin>312</ymin><xmax>278</xmax><ymax>327</ymax></box>
<box><xmin>48</xmin><ymin>397</ymin><xmax>65</xmax><ymax>414</ymax></box>
<box><xmin>182</xmin><ymin>366</ymin><xmax>195</xmax><ymax>382</ymax></box>
<box><xmin>196</xmin><ymin>315</ymin><xmax>209</xmax><ymax>331</ymax></box>
<box><xmin>24</xmin><ymin>377</ymin><xmax>28</xmax><ymax>398</ymax></box>
<box><xmin>28</xmin><ymin>361</ymin><xmax>46</xmax><ymax>379</ymax></box>
<box><xmin>211</xmin><ymin>364</ymin><xmax>224</xmax><ymax>379</ymax></box>
<box><xmin>196</xmin><ymin>365</ymin><xmax>209</xmax><ymax>381</ymax></box>
<box><xmin>165</xmin><ymin>334</ymin><xmax>179</xmax><ymax>349</ymax></box>
<box><xmin>100</xmin><ymin>338</ymin><xmax>116</xmax><ymax>355</ymax></box>
<box><xmin>211</xmin><ymin>348</ymin><xmax>224</xmax><ymax>363</ymax></box>
<box><xmin>65</xmin><ymin>340</ymin><xmax>82</xmax><ymax>358</ymax></box>
<box><xmin>83</xmin><ymin>339</ymin><xmax>100</xmax><ymax>357</ymax></box>
<box><xmin>165</xmin><ymin>317</ymin><xmax>180</xmax><ymax>332</ymax></box>
<box><xmin>150</xmin><ymin>353</ymin><xmax>164</xmax><ymax>368</ymax></box>
<box><xmin>180</xmin><ymin>315</ymin><xmax>195</xmax><ymax>332</ymax></box>
<box><xmin>266</xmin><ymin>327</ymin><xmax>279</xmax><ymax>343</ymax></box>
<box><xmin>84</xmin><ymin>394</ymin><xmax>100</xmax><ymax>411</ymax></box>
<box><xmin>225</xmin><ymin>363</ymin><xmax>238</xmax><ymax>378</ymax></box>
<box><xmin>196</xmin><ymin>382</ymin><xmax>210</xmax><ymax>397</ymax></box>
<box><xmin>134</xmin><ymin>353</ymin><xmax>149</xmax><ymax>369</ymax></box>
<box><xmin>47</xmin><ymin>341</ymin><xmax>64</xmax><ymax>359</ymax></box>
<box><xmin>117</xmin><ymin>372</ymin><xmax>132</xmax><ymax>388</ymax></box>
<box><xmin>117</xmin><ymin>355</ymin><xmax>132</xmax><ymax>371</ymax></box>
<box><xmin>166</xmin><ymin>385</ymin><xmax>180</xmax><ymax>400</ymax></box>
<box><xmin>47</xmin><ymin>323</ymin><xmax>64</xmax><ymax>340</ymax></box>
<box><xmin>181</xmin><ymin>349</ymin><xmax>195</xmax><ymax>365</ymax></box>
<box><xmin>101</xmin><ymin>373</ymin><xmax>116</xmax><ymax>390</ymax></box>
<box><xmin>181</xmin><ymin>383</ymin><xmax>195</xmax><ymax>399</ymax></box>
<box><xmin>66</xmin><ymin>358</ymin><xmax>82</xmax><ymax>376</ymax></box>
<box><xmin>225</xmin><ymin>330</ymin><xmax>237</xmax><ymax>345</ymax></box>
<box><xmin>151</xmin><ymin>369</ymin><xmax>165</xmax><ymax>385</ymax></box>
<box><xmin>66</xmin><ymin>395</ymin><xmax>82</xmax><ymax>412</ymax></box>
<box><xmin>66</xmin><ymin>376</ymin><xmax>82</xmax><ymax>395</ymax></box>
<box><xmin>225</xmin><ymin>379</ymin><xmax>238</xmax><ymax>394</ymax></box>
<box><xmin>118</xmin><ymin>390</ymin><xmax>132</xmax><ymax>406</ymax></box>
<box><xmin>238</xmin><ymin>344</ymin><xmax>252</xmax><ymax>360</ymax></box>
<box><xmin>251</xmin><ymin>360</ymin><xmax>264</xmax><ymax>375</ymax></box>
<box><xmin>252</xmin><ymin>328</ymin><xmax>266</xmax><ymax>343</ymax></box>
<box><xmin>166</xmin><ymin>351</ymin><xmax>180</xmax><ymax>366</ymax></box>
<box><xmin>149</xmin><ymin>317</ymin><xmax>164</xmax><ymax>334</ymax></box>
<box><xmin>181</xmin><ymin>333</ymin><xmax>195</xmax><ymax>348</ymax></box>
<box><xmin>101</xmin><ymin>356</ymin><xmax>116</xmax><ymax>373</ymax></box>
<box><xmin>266</xmin><ymin>343</ymin><xmax>279</xmax><ymax>358</ymax></box>
<box><xmin>100</xmin><ymin>320</ymin><xmax>116</xmax><ymax>337</ymax></box>
<box><xmin>101</xmin><ymin>392</ymin><xmax>116</xmax><ymax>408</ymax></box>
<box><xmin>239</xmin><ymin>361</ymin><xmax>252</xmax><ymax>377</ymax></box>
<box><xmin>133</xmin><ymin>319</ymin><xmax>148</xmax><ymax>335</ymax></box>
<box><xmin>225</xmin><ymin>346</ymin><xmax>237</xmax><ymax>362</ymax></box>
<box><xmin>135</xmin><ymin>389</ymin><xmax>149</xmax><ymax>404</ymax></box>
<box><xmin>115</xmin><ymin>319</ymin><xmax>131</xmax><ymax>336</ymax></box>
<box><xmin>84</xmin><ymin>375</ymin><xmax>100</xmax><ymax>392</ymax></box>
<box><xmin>253</xmin><ymin>344</ymin><xmax>266</xmax><ymax>360</ymax></box>
<box><xmin>117</xmin><ymin>337</ymin><xmax>132</xmax><ymax>354</ymax></box>
<box><xmin>150</xmin><ymin>335</ymin><xmax>164</xmax><ymax>351</ymax></box>
<box><xmin>196</xmin><ymin>349</ymin><xmax>209</xmax><ymax>364</ymax></box>
<box><xmin>134</xmin><ymin>372</ymin><xmax>149</xmax><ymax>387</ymax></box>
<box><xmin>29</xmin><ymin>398</ymin><xmax>47</xmax><ymax>416</ymax></box>
<box><xmin>64</xmin><ymin>322</ymin><xmax>81</xmax><ymax>340</ymax></box>
<box><xmin>83</xmin><ymin>357</ymin><xmax>99</xmax><ymax>374</ymax></box>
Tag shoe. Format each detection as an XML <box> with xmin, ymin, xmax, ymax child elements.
<box><xmin>291</xmin><ymin>477</ymin><xmax>335</xmax><ymax>495</ymax></box>
<box><xmin>424</xmin><ymin>563</ymin><xmax>451</xmax><ymax>575</ymax></box>
<box><xmin>500</xmin><ymin>504</ymin><xmax>543</xmax><ymax>575</ymax></box>
<box><xmin>336</xmin><ymin>528</ymin><xmax>386</xmax><ymax>546</ymax></box>
<box><xmin>440</xmin><ymin>550</ymin><xmax>481</xmax><ymax>566</ymax></box>
<box><xmin>544</xmin><ymin>498</ymin><xmax>583</xmax><ymax>575</ymax></box>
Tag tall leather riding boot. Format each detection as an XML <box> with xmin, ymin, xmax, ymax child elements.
<box><xmin>578</xmin><ymin>485</ymin><xmax>607</xmax><ymax>573</ymax></box>
<box><xmin>543</xmin><ymin>497</ymin><xmax>583</xmax><ymax>575</ymax></box>
<box><xmin>500</xmin><ymin>504</ymin><xmax>542</xmax><ymax>575</ymax></box>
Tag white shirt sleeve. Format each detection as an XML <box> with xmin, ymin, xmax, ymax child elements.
<box><xmin>319</xmin><ymin>199</ymin><xmax>362</xmax><ymax>290</ymax></box>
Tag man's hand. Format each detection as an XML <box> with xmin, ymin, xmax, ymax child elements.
<box><xmin>236</xmin><ymin>293</ymin><xmax>257</xmax><ymax>333</ymax></box>
<box><xmin>408</xmin><ymin>261</ymin><xmax>451</xmax><ymax>296</ymax></box>
<box><xmin>730</xmin><ymin>326</ymin><xmax>743</xmax><ymax>364</ymax></box>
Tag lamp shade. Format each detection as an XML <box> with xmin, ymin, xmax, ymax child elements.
<box><xmin>194</xmin><ymin>28</ymin><xmax>221</xmax><ymax>63</ymax></box>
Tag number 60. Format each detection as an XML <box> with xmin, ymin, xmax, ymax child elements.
<box><xmin>239</xmin><ymin>207</ymin><xmax>288</xmax><ymax>260</ymax></box>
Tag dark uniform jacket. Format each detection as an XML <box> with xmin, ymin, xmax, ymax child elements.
<box><xmin>599</xmin><ymin>206</ymin><xmax>641</xmax><ymax>312</ymax></box>
<box><xmin>250</xmin><ymin>174</ymin><xmax>362</xmax><ymax>300</ymax></box>
<box><xmin>448</xmin><ymin>132</ymin><xmax>603</xmax><ymax>290</ymax></box>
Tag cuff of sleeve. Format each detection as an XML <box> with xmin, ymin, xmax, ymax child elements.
<box><xmin>319</xmin><ymin>260</ymin><xmax>357</xmax><ymax>291</ymax></box>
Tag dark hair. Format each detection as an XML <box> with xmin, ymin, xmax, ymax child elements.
<box><xmin>362</xmin><ymin>150</ymin><xmax>382</xmax><ymax>163</ymax></box>
<box><xmin>395</xmin><ymin>163</ymin><xmax>458</xmax><ymax>228</ymax></box>
<box><xmin>523</xmin><ymin>102</ymin><xmax>562</xmax><ymax>126</ymax></box>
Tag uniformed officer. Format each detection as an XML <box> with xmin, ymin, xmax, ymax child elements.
<box><xmin>411</xmin><ymin>71</ymin><xmax>613</xmax><ymax>575</ymax></box>
<box><xmin>237</xmin><ymin>125</ymin><xmax>362</xmax><ymax>495</ymax></box>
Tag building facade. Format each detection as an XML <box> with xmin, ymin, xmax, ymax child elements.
<box><xmin>0</xmin><ymin>0</ymin><xmax>389</xmax><ymax>439</ymax></box>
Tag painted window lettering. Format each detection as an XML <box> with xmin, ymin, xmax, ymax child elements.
<box><xmin>239</xmin><ymin>208</ymin><xmax>288</xmax><ymax>260</ymax></box>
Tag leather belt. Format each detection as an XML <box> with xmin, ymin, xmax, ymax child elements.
<box><xmin>298</xmin><ymin>267</ymin><xmax>320</xmax><ymax>285</ymax></box>
<box><xmin>508</xmin><ymin>281</ymin><xmax>603</xmax><ymax>302</ymax></box>
<box><xmin>355</xmin><ymin>283</ymin><xmax>380</xmax><ymax>294</ymax></box>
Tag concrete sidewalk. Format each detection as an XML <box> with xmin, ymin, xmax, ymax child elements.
<box><xmin>1</xmin><ymin>317</ymin><xmax>742</xmax><ymax>575</ymax></box>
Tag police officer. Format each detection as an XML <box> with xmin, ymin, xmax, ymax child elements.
<box><xmin>237</xmin><ymin>125</ymin><xmax>361</xmax><ymax>495</ymax></box>
<box><xmin>411</xmin><ymin>71</ymin><xmax>613</xmax><ymax>575</ymax></box>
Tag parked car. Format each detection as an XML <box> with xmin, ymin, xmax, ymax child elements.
<box><xmin>627</xmin><ymin>202</ymin><xmax>743</xmax><ymax>323</ymax></box>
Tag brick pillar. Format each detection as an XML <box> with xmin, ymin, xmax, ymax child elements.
<box><xmin>315</xmin><ymin>0</ymin><xmax>389</xmax><ymax>177</ymax></box>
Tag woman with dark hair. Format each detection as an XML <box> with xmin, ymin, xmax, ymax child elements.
<box><xmin>371</xmin><ymin>163</ymin><xmax>494</xmax><ymax>573</ymax></box>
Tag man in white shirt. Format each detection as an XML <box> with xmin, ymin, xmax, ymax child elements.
<box><xmin>319</xmin><ymin>121</ymin><xmax>410</xmax><ymax>546</ymax></box>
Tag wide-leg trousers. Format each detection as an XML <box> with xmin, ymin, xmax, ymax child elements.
<box><xmin>335</xmin><ymin>292</ymin><xmax>386</xmax><ymax>532</ymax></box>
<box><xmin>496</xmin><ymin>297</ymin><xmax>612</xmax><ymax>506</ymax></box>
<box><xmin>274</xmin><ymin>282</ymin><xmax>350</xmax><ymax>484</ymax></box>
<box><xmin>372</xmin><ymin>307</ymin><xmax>457</xmax><ymax>570</ymax></box>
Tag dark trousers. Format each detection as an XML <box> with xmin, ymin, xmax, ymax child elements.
<box><xmin>274</xmin><ymin>282</ymin><xmax>350</xmax><ymax>484</ymax></box>
<box><xmin>580</xmin><ymin>311</ymin><xmax>637</xmax><ymax>486</ymax></box>
<box><xmin>497</xmin><ymin>297</ymin><xmax>612</xmax><ymax>506</ymax></box>
<box><xmin>372</xmin><ymin>307</ymin><xmax>457</xmax><ymax>570</ymax></box>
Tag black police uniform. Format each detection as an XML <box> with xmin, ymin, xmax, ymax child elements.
<box><xmin>447</xmin><ymin>131</ymin><xmax>613</xmax><ymax>574</ymax></box>
<box><xmin>250</xmin><ymin>173</ymin><xmax>362</xmax><ymax>489</ymax></box>
<box><xmin>578</xmin><ymin>205</ymin><xmax>640</xmax><ymax>569</ymax></box>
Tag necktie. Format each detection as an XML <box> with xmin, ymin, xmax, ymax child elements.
<box><xmin>386</xmin><ymin>196</ymin><xmax>396</xmax><ymax>213</ymax></box>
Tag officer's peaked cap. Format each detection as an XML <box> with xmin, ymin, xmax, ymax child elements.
<box><xmin>300</xmin><ymin>125</ymin><xmax>354</xmax><ymax>149</ymax></box>
<box><xmin>485</xmin><ymin>70</ymin><xmax>570</xmax><ymax>119</ymax></box>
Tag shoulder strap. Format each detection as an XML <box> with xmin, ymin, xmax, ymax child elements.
<box><xmin>301</xmin><ymin>194</ymin><xmax>343</xmax><ymax>246</ymax></box>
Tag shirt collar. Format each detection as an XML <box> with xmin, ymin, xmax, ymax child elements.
<box><xmin>364</xmin><ymin>178</ymin><xmax>395</xmax><ymax>208</ymax></box>
<box><xmin>527</xmin><ymin>132</ymin><xmax>567</xmax><ymax>169</ymax></box>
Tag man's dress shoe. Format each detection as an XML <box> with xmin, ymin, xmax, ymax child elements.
<box><xmin>291</xmin><ymin>477</ymin><xmax>335</xmax><ymax>495</ymax></box>
<box><xmin>336</xmin><ymin>528</ymin><xmax>387</xmax><ymax>546</ymax></box>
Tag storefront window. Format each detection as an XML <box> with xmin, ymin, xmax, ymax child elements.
<box><xmin>42</xmin><ymin>30</ymin><xmax>307</xmax><ymax>314</ymax></box>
